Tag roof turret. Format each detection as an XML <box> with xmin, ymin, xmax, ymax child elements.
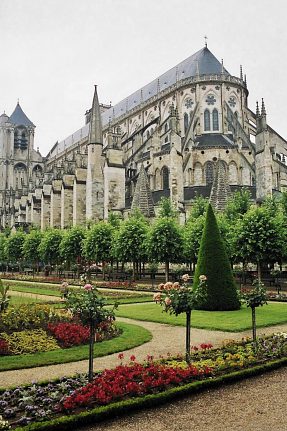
<box><xmin>88</xmin><ymin>85</ymin><xmax>102</xmax><ymax>145</ymax></box>
<box><xmin>9</xmin><ymin>102</ymin><xmax>35</xmax><ymax>127</ymax></box>
<box><xmin>0</xmin><ymin>112</ymin><xmax>9</xmax><ymax>125</ymax></box>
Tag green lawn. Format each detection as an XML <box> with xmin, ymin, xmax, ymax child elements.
<box><xmin>115</xmin><ymin>302</ymin><xmax>287</xmax><ymax>332</ymax></box>
<box><xmin>0</xmin><ymin>322</ymin><xmax>152</xmax><ymax>373</ymax></box>
<box><xmin>9</xmin><ymin>295</ymin><xmax>48</xmax><ymax>305</ymax></box>
<box><xmin>4</xmin><ymin>279</ymin><xmax>153</xmax><ymax>304</ymax></box>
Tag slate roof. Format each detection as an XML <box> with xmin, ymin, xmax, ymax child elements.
<box><xmin>194</xmin><ymin>133</ymin><xmax>235</xmax><ymax>148</ymax></box>
<box><xmin>49</xmin><ymin>46</ymin><xmax>230</xmax><ymax>158</ymax></box>
<box><xmin>101</xmin><ymin>47</ymin><xmax>229</xmax><ymax>127</ymax></box>
<box><xmin>9</xmin><ymin>103</ymin><xmax>35</xmax><ymax>127</ymax></box>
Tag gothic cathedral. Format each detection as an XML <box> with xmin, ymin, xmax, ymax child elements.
<box><xmin>1</xmin><ymin>45</ymin><xmax>287</xmax><ymax>228</ymax></box>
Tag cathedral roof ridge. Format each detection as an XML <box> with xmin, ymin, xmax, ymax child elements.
<box><xmin>9</xmin><ymin>102</ymin><xmax>35</xmax><ymax>127</ymax></box>
<box><xmin>101</xmin><ymin>46</ymin><xmax>230</xmax><ymax>127</ymax></box>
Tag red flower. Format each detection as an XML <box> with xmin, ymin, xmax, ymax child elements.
<box><xmin>130</xmin><ymin>355</ymin><xmax>136</xmax><ymax>362</ymax></box>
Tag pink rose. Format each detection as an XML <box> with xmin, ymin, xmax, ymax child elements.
<box><xmin>153</xmin><ymin>292</ymin><xmax>162</xmax><ymax>302</ymax></box>
<box><xmin>182</xmin><ymin>274</ymin><xmax>190</xmax><ymax>283</ymax></box>
<box><xmin>84</xmin><ymin>284</ymin><xmax>93</xmax><ymax>291</ymax></box>
<box><xmin>164</xmin><ymin>282</ymin><xmax>173</xmax><ymax>291</ymax></box>
<box><xmin>164</xmin><ymin>297</ymin><xmax>172</xmax><ymax>306</ymax></box>
<box><xmin>172</xmin><ymin>282</ymin><xmax>180</xmax><ymax>290</ymax></box>
<box><xmin>158</xmin><ymin>283</ymin><xmax>165</xmax><ymax>291</ymax></box>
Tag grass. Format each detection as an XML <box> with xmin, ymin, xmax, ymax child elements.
<box><xmin>9</xmin><ymin>295</ymin><xmax>48</xmax><ymax>305</ymax></box>
<box><xmin>4</xmin><ymin>279</ymin><xmax>153</xmax><ymax>304</ymax></box>
<box><xmin>0</xmin><ymin>322</ymin><xmax>152</xmax><ymax>372</ymax></box>
<box><xmin>115</xmin><ymin>302</ymin><xmax>287</xmax><ymax>332</ymax></box>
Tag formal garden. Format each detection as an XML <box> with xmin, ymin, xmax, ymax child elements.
<box><xmin>0</xmin><ymin>191</ymin><xmax>287</xmax><ymax>430</ymax></box>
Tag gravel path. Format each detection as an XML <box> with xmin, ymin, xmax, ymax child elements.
<box><xmin>1</xmin><ymin>317</ymin><xmax>287</xmax><ymax>388</ymax></box>
<box><xmin>80</xmin><ymin>366</ymin><xmax>287</xmax><ymax>431</ymax></box>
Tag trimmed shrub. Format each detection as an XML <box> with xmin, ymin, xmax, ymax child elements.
<box><xmin>193</xmin><ymin>204</ymin><xmax>240</xmax><ymax>310</ymax></box>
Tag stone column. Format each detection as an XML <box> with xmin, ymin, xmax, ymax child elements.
<box><xmin>73</xmin><ymin>168</ymin><xmax>86</xmax><ymax>226</ymax></box>
<box><xmin>50</xmin><ymin>180</ymin><xmax>62</xmax><ymax>228</ymax></box>
<box><xmin>41</xmin><ymin>185</ymin><xmax>51</xmax><ymax>230</ymax></box>
<box><xmin>61</xmin><ymin>175</ymin><xmax>74</xmax><ymax>229</ymax></box>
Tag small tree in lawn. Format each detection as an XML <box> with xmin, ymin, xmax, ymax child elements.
<box><xmin>113</xmin><ymin>210</ymin><xmax>148</xmax><ymax>279</ymax></box>
<box><xmin>5</xmin><ymin>230</ymin><xmax>25</xmax><ymax>270</ymax></box>
<box><xmin>66</xmin><ymin>284</ymin><xmax>116</xmax><ymax>382</ymax></box>
<box><xmin>234</xmin><ymin>206</ymin><xmax>285</xmax><ymax>282</ymax></box>
<box><xmin>184</xmin><ymin>215</ymin><xmax>205</xmax><ymax>271</ymax></box>
<box><xmin>242</xmin><ymin>279</ymin><xmax>268</xmax><ymax>341</ymax></box>
<box><xmin>38</xmin><ymin>228</ymin><xmax>63</xmax><ymax>268</ymax></box>
<box><xmin>83</xmin><ymin>221</ymin><xmax>113</xmax><ymax>278</ymax></box>
<box><xmin>193</xmin><ymin>203</ymin><xmax>240</xmax><ymax>311</ymax></box>
<box><xmin>60</xmin><ymin>226</ymin><xmax>86</xmax><ymax>273</ymax></box>
<box><xmin>22</xmin><ymin>229</ymin><xmax>43</xmax><ymax>272</ymax></box>
<box><xmin>154</xmin><ymin>274</ymin><xmax>208</xmax><ymax>363</ymax></box>
<box><xmin>148</xmin><ymin>217</ymin><xmax>183</xmax><ymax>282</ymax></box>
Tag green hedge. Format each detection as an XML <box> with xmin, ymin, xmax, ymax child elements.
<box><xmin>14</xmin><ymin>357</ymin><xmax>287</xmax><ymax>431</ymax></box>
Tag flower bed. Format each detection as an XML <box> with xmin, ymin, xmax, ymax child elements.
<box><xmin>0</xmin><ymin>304</ymin><xmax>120</xmax><ymax>356</ymax></box>
<box><xmin>0</xmin><ymin>334</ymin><xmax>286</xmax><ymax>430</ymax></box>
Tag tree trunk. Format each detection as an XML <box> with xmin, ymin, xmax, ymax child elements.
<box><xmin>251</xmin><ymin>306</ymin><xmax>256</xmax><ymax>342</ymax></box>
<box><xmin>165</xmin><ymin>261</ymin><xmax>169</xmax><ymax>282</ymax></box>
<box><xmin>88</xmin><ymin>321</ymin><xmax>95</xmax><ymax>382</ymax></box>
<box><xmin>257</xmin><ymin>260</ymin><xmax>262</xmax><ymax>283</ymax></box>
<box><xmin>132</xmin><ymin>261</ymin><xmax>136</xmax><ymax>280</ymax></box>
<box><xmin>186</xmin><ymin>311</ymin><xmax>191</xmax><ymax>364</ymax></box>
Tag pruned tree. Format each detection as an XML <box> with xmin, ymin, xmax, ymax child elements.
<box><xmin>193</xmin><ymin>204</ymin><xmax>240</xmax><ymax>311</ymax></box>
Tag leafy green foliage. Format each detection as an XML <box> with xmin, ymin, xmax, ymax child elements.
<box><xmin>0</xmin><ymin>234</ymin><xmax>7</xmax><ymax>262</ymax></box>
<box><xmin>60</xmin><ymin>226</ymin><xmax>86</xmax><ymax>265</ymax></box>
<box><xmin>224</xmin><ymin>188</ymin><xmax>251</xmax><ymax>221</ymax></box>
<box><xmin>66</xmin><ymin>287</ymin><xmax>116</xmax><ymax>326</ymax></box>
<box><xmin>148</xmin><ymin>217</ymin><xmax>184</xmax><ymax>266</ymax></box>
<box><xmin>184</xmin><ymin>215</ymin><xmax>205</xmax><ymax>264</ymax></box>
<box><xmin>83</xmin><ymin>222</ymin><xmax>113</xmax><ymax>264</ymax></box>
<box><xmin>193</xmin><ymin>204</ymin><xmax>240</xmax><ymax>311</ymax></box>
<box><xmin>234</xmin><ymin>206</ymin><xmax>285</xmax><ymax>267</ymax></box>
<box><xmin>1</xmin><ymin>329</ymin><xmax>60</xmax><ymax>355</ymax></box>
<box><xmin>158</xmin><ymin>197</ymin><xmax>177</xmax><ymax>218</ymax></box>
<box><xmin>187</xmin><ymin>195</ymin><xmax>209</xmax><ymax>220</ymax></box>
<box><xmin>113</xmin><ymin>213</ymin><xmax>148</xmax><ymax>264</ymax></box>
<box><xmin>38</xmin><ymin>229</ymin><xmax>63</xmax><ymax>265</ymax></box>
<box><xmin>5</xmin><ymin>230</ymin><xmax>25</xmax><ymax>263</ymax></box>
<box><xmin>242</xmin><ymin>280</ymin><xmax>268</xmax><ymax>308</ymax></box>
<box><xmin>22</xmin><ymin>229</ymin><xmax>43</xmax><ymax>266</ymax></box>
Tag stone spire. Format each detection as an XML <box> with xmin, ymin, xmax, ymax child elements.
<box><xmin>131</xmin><ymin>165</ymin><xmax>155</xmax><ymax>217</ymax></box>
<box><xmin>240</xmin><ymin>65</ymin><xmax>243</xmax><ymax>81</ymax></box>
<box><xmin>209</xmin><ymin>160</ymin><xmax>231</xmax><ymax>211</ymax></box>
<box><xmin>256</xmin><ymin>101</ymin><xmax>260</xmax><ymax>117</ymax></box>
<box><xmin>86</xmin><ymin>85</ymin><xmax>104</xmax><ymax>220</ymax></box>
<box><xmin>88</xmin><ymin>85</ymin><xmax>102</xmax><ymax>146</ymax></box>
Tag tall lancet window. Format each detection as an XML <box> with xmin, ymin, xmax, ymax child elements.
<box><xmin>162</xmin><ymin>166</ymin><xmax>169</xmax><ymax>190</ymax></box>
<box><xmin>212</xmin><ymin>109</ymin><xmax>219</xmax><ymax>131</ymax></box>
<box><xmin>184</xmin><ymin>112</ymin><xmax>189</xmax><ymax>134</ymax></box>
<box><xmin>204</xmin><ymin>109</ymin><xmax>210</xmax><ymax>131</ymax></box>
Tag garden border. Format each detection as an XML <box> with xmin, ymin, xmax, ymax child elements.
<box><xmin>12</xmin><ymin>357</ymin><xmax>287</xmax><ymax>431</ymax></box>
<box><xmin>0</xmin><ymin>322</ymin><xmax>152</xmax><ymax>372</ymax></box>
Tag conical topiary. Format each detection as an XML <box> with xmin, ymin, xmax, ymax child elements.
<box><xmin>193</xmin><ymin>203</ymin><xmax>240</xmax><ymax>310</ymax></box>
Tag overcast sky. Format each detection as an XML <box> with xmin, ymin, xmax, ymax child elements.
<box><xmin>0</xmin><ymin>0</ymin><xmax>286</xmax><ymax>156</ymax></box>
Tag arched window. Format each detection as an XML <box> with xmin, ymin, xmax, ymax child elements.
<box><xmin>147</xmin><ymin>130</ymin><xmax>150</xmax><ymax>139</ymax></box>
<box><xmin>205</xmin><ymin>161</ymin><xmax>214</xmax><ymax>185</ymax></box>
<box><xmin>164</xmin><ymin>123</ymin><xmax>168</xmax><ymax>133</ymax></box>
<box><xmin>204</xmin><ymin>109</ymin><xmax>210</xmax><ymax>131</ymax></box>
<box><xmin>184</xmin><ymin>112</ymin><xmax>189</xmax><ymax>134</ymax></box>
<box><xmin>212</xmin><ymin>109</ymin><xmax>219</xmax><ymax>131</ymax></box>
<box><xmin>162</xmin><ymin>166</ymin><xmax>169</xmax><ymax>190</ymax></box>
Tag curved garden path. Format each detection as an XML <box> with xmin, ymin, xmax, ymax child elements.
<box><xmin>1</xmin><ymin>316</ymin><xmax>287</xmax><ymax>388</ymax></box>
